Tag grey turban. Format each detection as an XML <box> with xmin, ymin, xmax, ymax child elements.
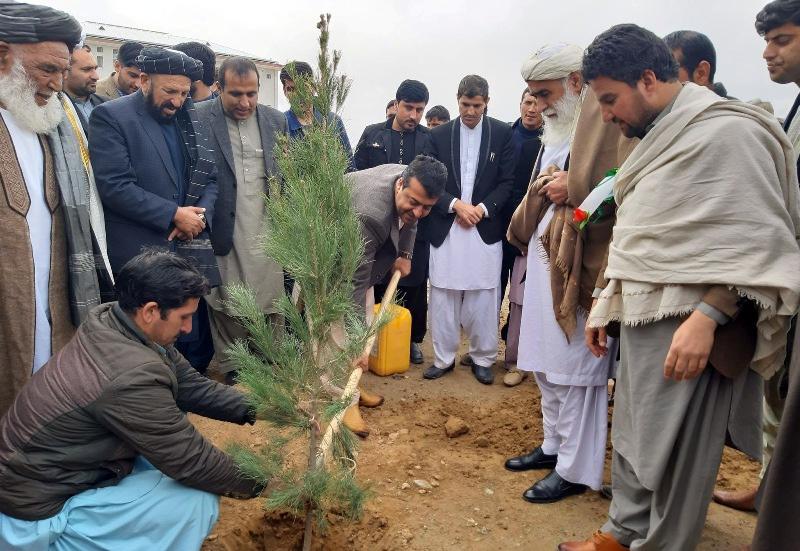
<box><xmin>0</xmin><ymin>1</ymin><xmax>82</xmax><ymax>50</ymax></box>
<box><xmin>136</xmin><ymin>46</ymin><xmax>204</xmax><ymax>81</ymax></box>
<box><xmin>521</xmin><ymin>43</ymin><xmax>584</xmax><ymax>82</ymax></box>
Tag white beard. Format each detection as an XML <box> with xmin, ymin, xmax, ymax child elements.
<box><xmin>0</xmin><ymin>60</ymin><xmax>63</xmax><ymax>134</ymax></box>
<box><xmin>540</xmin><ymin>85</ymin><xmax>582</xmax><ymax>148</ymax></box>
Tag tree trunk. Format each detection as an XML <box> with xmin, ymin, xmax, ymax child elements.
<box><xmin>302</xmin><ymin>412</ymin><xmax>320</xmax><ymax>551</ymax></box>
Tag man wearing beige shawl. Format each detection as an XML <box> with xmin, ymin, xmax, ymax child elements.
<box><xmin>504</xmin><ymin>43</ymin><xmax>635</xmax><ymax>504</ymax></box>
<box><xmin>560</xmin><ymin>24</ymin><xmax>800</xmax><ymax>551</ymax></box>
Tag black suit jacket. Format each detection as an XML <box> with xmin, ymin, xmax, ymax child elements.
<box><xmin>427</xmin><ymin>116</ymin><xmax>515</xmax><ymax>247</ymax></box>
<box><xmin>195</xmin><ymin>98</ymin><xmax>287</xmax><ymax>256</ymax></box>
<box><xmin>89</xmin><ymin>91</ymin><xmax>218</xmax><ymax>274</ymax></box>
<box><xmin>353</xmin><ymin>116</ymin><xmax>435</xmax><ymax>171</ymax></box>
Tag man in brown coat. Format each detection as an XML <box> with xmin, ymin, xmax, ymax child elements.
<box><xmin>0</xmin><ymin>2</ymin><xmax>82</xmax><ymax>417</ymax></box>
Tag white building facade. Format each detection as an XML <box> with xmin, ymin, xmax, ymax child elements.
<box><xmin>82</xmin><ymin>21</ymin><xmax>283</xmax><ymax>107</ymax></box>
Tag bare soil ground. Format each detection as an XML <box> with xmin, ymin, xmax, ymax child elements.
<box><xmin>196</xmin><ymin>337</ymin><xmax>760</xmax><ymax>551</ymax></box>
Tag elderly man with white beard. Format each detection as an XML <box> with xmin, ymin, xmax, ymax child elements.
<box><xmin>504</xmin><ymin>43</ymin><xmax>636</xmax><ymax>504</ymax></box>
<box><xmin>0</xmin><ymin>2</ymin><xmax>110</xmax><ymax>418</ymax></box>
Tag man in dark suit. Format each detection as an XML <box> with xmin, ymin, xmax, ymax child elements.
<box><xmin>195</xmin><ymin>56</ymin><xmax>287</xmax><ymax>385</ymax></box>
<box><xmin>353</xmin><ymin>79</ymin><xmax>435</xmax><ymax>365</ymax></box>
<box><xmin>64</xmin><ymin>45</ymin><xmax>105</xmax><ymax>133</ymax></box>
<box><xmin>424</xmin><ymin>75</ymin><xmax>515</xmax><ymax>385</ymax></box>
<box><xmin>90</xmin><ymin>46</ymin><xmax>219</xmax><ymax>372</ymax></box>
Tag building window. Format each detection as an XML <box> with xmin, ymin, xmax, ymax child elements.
<box><xmin>97</xmin><ymin>55</ymin><xmax>103</xmax><ymax>68</ymax></box>
<box><xmin>113</xmin><ymin>49</ymin><xmax>118</xmax><ymax>59</ymax></box>
<box><xmin>97</xmin><ymin>46</ymin><xmax>103</xmax><ymax>53</ymax></box>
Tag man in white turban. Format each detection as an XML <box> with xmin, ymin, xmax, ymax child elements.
<box><xmin>504</xmin><ymin>42</ymin><xmax>636</xmax><ymax>504</ymax></box>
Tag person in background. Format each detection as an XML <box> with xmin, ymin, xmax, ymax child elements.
<box><xmin>425</xmin><ymin>75</ymin><xmax>515</xmax><ymax>386</ymax></box>
<box><xmin>173</xmin><ymin>41</ymin><xmax>219</xmax><ymax>102</ymax></box>
<box><xmin>280</xmin><ymin>60</ymin><xmax>353</xmax><ymax>170</ymax></box>
<box><xmin>64</xmin><ymin>45</ymin><xmax>105</xmax><ymax>132</ymax></box>
<box><xmin>425</xmin><ymin>104</ymin><xmax>450</xmax><ymax>128</ymax></box>
<box><xmin>386</xmin><ymin>99</ymin><xmax>397</xmax><ymax>119</ymax></box>
<box><xmin>353</xmin><ymin>79</ymin><xmax>435</xmax><ymax>365</ymax></box>
<box><xmin>499</xmin><ymin>88</ymin><xmax>542</xmax><ymax>385</ymax></box>
<box><xmin>196</xmin><ymin>57</ymin><xmax>288</xmax><ymax>385</ymax></box>
<box><xmin>95</xmin><ymin>40</ymin><xmax>143</xmax><ymax>99</ymax></box>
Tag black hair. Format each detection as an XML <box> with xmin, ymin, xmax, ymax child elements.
<box><xmin>457</xmin><ymin>75</ymin><xmax>489</xmax><ymax>99</ymax></box>
<box><xmin>663</xmin><ymin>30</ymin><xmax>717</xmax><ymax>82</ymax></box>
<box><xmin>218</xmin><ymin>56</ymin><xmax>260</xmax><ymax>89</ymax></box>
<box><xmin>520</xmin><ymin>87</ymin><xmax>533</xmax><ymax>102</ymax></box>
<box><xmin>386</xmin><ymin>99</ymin><xmax>397</xmax><ymax>110</ymax></box>
<box><xmin>401</xmin><ymin>155</ymin><xmax>447</xmax><ymax>198</ymax></box>
<box><xmin>583</xmin><ymin>24</ymin><xmax>679</xmax><ymax>86</ymax></box>
<box><xmin>117</xmin><ymin>41</ymin><xmax>144</xmax><ymax>68</ymax></box>
<box><xmin>395</xmin><ymin>79</ymin><xmax>429</xmax><ymax>104</ymax></box>
<box><xmin>173</xmin><ymin>41</ymin><xmax>217</xmax><ymax>86</ymax></box>
<box><xmin>116</xmin><ymin>249</ymin><xmax>209</xmax><ymax>318</ymax></box>
<box><xmin>279</xmin><ymin>61</ymin><xmax>313</xmax><ymax>84</ymax></box>
<box><xmin>425</xmin><ymin>105</ymin><xmax>450</xmax><ymax>122</ymax></box>
<box><xmin>756</xmin><ymin>0</ymin><xmax>800</xmax><ymax>35</ymax></box>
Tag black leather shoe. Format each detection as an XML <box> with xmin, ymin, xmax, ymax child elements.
<box><xmin>460</xmin><ymin>354</ymin><xmax>474</xmax><ymax>366</ymax></box>
<box><xmin>522</xmin><ymin>470</ymin><xmax>587</xmax><ymax>504</ymax></box>
<box><xmin>410</xmin><ymin>342</ymin><xmax>424</xmax><ymax>364</ymax></box>
<box><xmin>423</xmin><ymin>363</ymin><xmax>454</xmax><ymax>380</ymax></box>
<box><xmin>599</xmin><ymin>484</ymin><xmax>612</xmax><ymax>500</ymax></box>
<box><xmin>471</xmin><ymin>364</ymin><xmax>494</xmax><ymax>385</ymax></box>
<box><xmin>504</xmin><ymin>446</ymin><xmax>558</xmax><ymax>471</ymax></box>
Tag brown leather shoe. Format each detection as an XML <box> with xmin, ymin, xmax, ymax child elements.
<box><xmin>712</xmin><ymin>487</ymin><xmax>757</xmax><ymax>512</ymax></box>
<box><xmin>358</xmin><ymin>386</ymin><xmax>384</xmax><ymax>408</ymax></box>
<box><xmin>558</xmin><ymin>531</ymin><xmax>628</xmax><ymax>551</ymax></box>
<box><xmin>342</xmin><ymin>405</ymin><xmax>369</xmax><ymax>438</ymax></box>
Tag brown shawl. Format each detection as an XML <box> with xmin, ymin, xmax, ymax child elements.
<box><xmin>0</xmin><ymin>116</ymin><xmax>73</xmax><ymax>417</ymax></box>
<box><xmin>507</xmin><ymin>89</ymin><xmax>637</xmax><ymax>338</ymax></box>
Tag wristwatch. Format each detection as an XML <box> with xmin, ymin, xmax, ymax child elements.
<box><xmin>399</xmin><ymin>250</ymin><xmax>412</xmax><ymax>260</ymax></box>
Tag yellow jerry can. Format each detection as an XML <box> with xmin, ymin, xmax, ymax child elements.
<box><xmin>368</xmin><ymin>304</ymin><xmax>411</xmax><ymax>377</ymax></box>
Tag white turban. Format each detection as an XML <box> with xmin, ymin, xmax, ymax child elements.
<box><xmin>520</xmin><ymin>43</ymin><xmax>584</xmax><ymax>82</ymax></box>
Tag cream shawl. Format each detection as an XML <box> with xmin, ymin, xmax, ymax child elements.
<box><xmin>590</xmin><ymin>83</ymin><xmax>800</xmax><ymax>378</ymax></box>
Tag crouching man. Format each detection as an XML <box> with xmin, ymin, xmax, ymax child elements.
<box><xmin>0</xmin><ymin>250</ymin><xmax>263</xmax><ymax>551</ymax></box>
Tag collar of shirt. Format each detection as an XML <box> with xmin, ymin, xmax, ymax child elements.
<box><xmin>460</xmin><ymin>116</ymin><xmax>483</xmax><ymax>135</ymax></box>
<box><xmin>644</xmin><ymin>87</ymin><xmax>681</xmax><ymax>136</ymax></box>
<box><xmin>286</xmin><ymin>108</ymin><xmax>327</xmax><ymax>133</ymax></box>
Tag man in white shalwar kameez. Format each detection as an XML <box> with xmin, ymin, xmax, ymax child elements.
<box><xmin>504</xmin><ymin>43</ymin><xmax>634</xmax><ymax>504</ymax></box>
<box><xmin>424</xmin><ymin>75</ymin><xmax>516</xmax><ymax>385</ymax></box>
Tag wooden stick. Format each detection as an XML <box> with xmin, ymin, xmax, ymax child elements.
<box><xmin>316</xmin><ymin>269</ymin><xmax>402</xmax><ymax>465</ymax></box>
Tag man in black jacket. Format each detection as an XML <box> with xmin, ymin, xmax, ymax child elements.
<box><xmin>424</xmin><ymin>75</ymin><xmax>515</xmax><ymax>385</ymax></box>
<box><xmin>353</xmin><ymin>79</ymin><xmax>435</xmax><ymax>365</ymax></box>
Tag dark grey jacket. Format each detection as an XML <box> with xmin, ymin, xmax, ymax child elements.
<box><xmin>0</xmin><ymin>303</ymin><xmax>261</xmax><ymax>521</ymax></box>
<box><xmin>195</xmin><ymin>98</ymin><xmax>287</xmax><ymax>256</ymax></box>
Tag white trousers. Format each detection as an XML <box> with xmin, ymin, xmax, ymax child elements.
<box><xmin>429</xmin><ymin>286</ymin><xmax>500</xmax><ymax>369</ymax></box>
<box><xmin>535</xmin><ymin>371</ymin><xmax>607</xmax><ymax>489</ymax></box>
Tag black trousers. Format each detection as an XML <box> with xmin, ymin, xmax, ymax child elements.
<box><xmin>499</xmin><ymin>239</ymin><xmax>520</xmax><ymax>343</ymax></box>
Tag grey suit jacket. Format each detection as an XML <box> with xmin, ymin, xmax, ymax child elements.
<box><xmin>196</xmin><ymin>98</ymin><xmax>287</xmax><ymax>255</ymax></box>
<box><xmin>348</xmin><ymin>164</ymin><xmax>416</xmax><ymax>316</ymax></box>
